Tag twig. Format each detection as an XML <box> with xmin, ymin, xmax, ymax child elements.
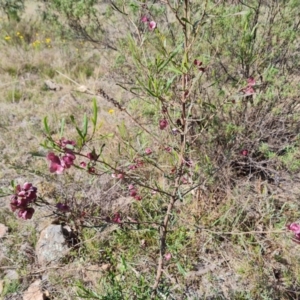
<box><xmin>55</xmin><ymin>70</ymin><xmax>82</xmax><ymax>86</ymax></box>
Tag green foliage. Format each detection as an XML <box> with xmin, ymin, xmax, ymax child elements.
<box><xmin>0</xmin><ymin>0</ymin><xmax>24</xmax><ymax>21</ymax></box>
<box><xmin>39</xmin><ymin>0</ymin><xmax>106</xmax><ymax>44</ymax></box>
<box><xmin>1</xmin><ymin>279</ymin><xmax>21</xmax><ymax>296</ymax></box>
<box><xmin>6</xmin><ymin>88</ymin><xmax>22</xmax><ymax>102</ymax></box>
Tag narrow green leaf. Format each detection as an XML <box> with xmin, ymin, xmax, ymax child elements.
<box><xmin>82</xmin><ymin>114</ymin><xmax>88</xmax><ymax>138</ymax></box>
<box><xmin>176</xmin><ymin>262</ymin><xmax>187</xmax><ymax>276</ymax></box>
<box><xmin>105</xmin><ymin>133</ymin><xmax>114</xmax><ymax>138</ymax></box>
<box><xmin>177</xmin><ymin>189</ymin><xmax>183</xmax><ymax>202</ymax></box>
<box><xmin>110</xmin><ymin>1</ymin><xmax>128</xmax><ymax>15</ymax></box>
<box><xmin>181</xmin><ymin>17</ymin><xmax>192</xmax><ymax>25</ymax></box>
<box><xmin>10</xmin><ymin>180</ymin><xmax>16</xmax><ymax>189</ymax></box>
<box><xmin>203</xmin><ymin>102</ymin><xmax>216</xmax><ymax>110</ymax></box>
<box><xmin>145</xmin><ymin>87</ymin><xmax>158</xmax><ymax>97</ymax></box>
<box><xmin>165</xmin><ymin>75</ymin><xmax>177</xmax><ymax>92</ymax></box>
<box><xmin>29</xmin><ymin>151</ymin><xmax>46</xmax><ymax>157</ymax></box>
<box><xmin>117</xmin><ymin>122</ymin><xmax>127</xmax><ymax>139</ymax></box>
<box><xmin>158</xmin><ymin>44</ymin><xmax>181</xmax><ymax>73</ymax></box>
<box><xmin>99</xmin><ymin>144</ymin><xmax>105</xmax><ymax>156</ymax></box>
<box><xmin>43</xmin><ymin>117</ymin><xmax>50</xmax><ymax>134</ymax></box>
<box><xmin>158</xmin><ymin>52</ymin><xmax>177</xmax><ymax>73</ymax></box>
<box><xmin>120</xmin><ymin>256</ymin><xmax>127</xmax><ymax>272</ymax></box>
<box><xmin>92</xmin><ymin>97</ymin><xmax>98</xmax><ymax>127</ymax></box>
<box><xmin>70</xmin><ymin>115</ymin><xmax>84</xmax><ymax>139</ymax></box>
<box><xmin>167</xmin><ymin>66</ymin><xmax>183</xmax><ymax>75</ymax></box>
<box><xmin>182</xmin><ymin>50</ymin><xmax>189</xmax><ymax>69</ymax></box>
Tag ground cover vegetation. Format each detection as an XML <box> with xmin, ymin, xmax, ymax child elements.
<box><xmin>1</xmin><ymin>0</ymin><xmax>300</xmax><ymax>299</ymax></box>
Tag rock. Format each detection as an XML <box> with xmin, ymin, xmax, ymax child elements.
<box><xmin>23</xmin><ymin>280</ymin><xmax>45</xmax><ymax>300</ymax></box>
<box><xmin>0</xmin><ymin>223</ymin><xmax>8</xmax><ymax>238</ymax></box>
<box><xmin>36</xmin><ymin>225</ymin><xmax>68</xmax><ymax>266</ymax></box>
<box><xmin>76</xmin><ymin>85</ymin><xmax>88</xmax><ymax>93</ymax></box>
<box><xmin>44</xmin><ymin>80</ymin><xmax>62</xmax><ymax>91</ymax></box>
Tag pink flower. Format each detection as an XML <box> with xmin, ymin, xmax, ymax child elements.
<box><xmin>184</xmin><ymin>158</ymin><xmax>193</xmax><ymax>167</ymax></box>
<box><xmin>240</xmin><ymin>149</ymin><xmax>249</xmax><ymax>156</ymax></box>
<box><xmin>47</xmin><ymin>151</ymin><xmax>75</xmax><ymax>174</ymax></box>
<box><xmin>10</xmin><ymin>182</ymin><xmax>37</xmax><ymax>215</ymax></box>
<box><xmin>247</xmin><ymin>77</ymin><xmax>256</xmax><ymax>86</ymax></box>
<box><xmin>193</xmin><ymin>59</ymin><xmax>206</xmax><ymax>72</ymax></box>
<box><xmin>145</xmin><ymin>148</ymin><xmax>152</xmax><ymax>155</ymax></box>
<box><xmin>287</xmin><ymin>223</ymin><xmax>300</xmax><ymax>234</ymax></box>
<box><xmin>62</xmin><ymin>151</ymin><xmax>76</xmax><ymax>168</ymax></box>
<box><xmin>134</xmin><ymin>195</ymin><xmax>142</xmax><ymax>201</ymax></box>
<box><xmin>88</xmin><ymin>167</ymin><xmax>95</xmax><ymax>174</ymax></box>
<box><xmin>130</xmin><ymin>189</ymin><xmax>137</xmax><ymax>197</ymax></box>
<box><xmin>164</xmin><ymin>146</ymin><xmax>172</xmax><ymax>153</ymax></box>
<box><xmin>113</xmin><ymin>212</ymin><xmax>121</xmax><ymax>224</ymax></box>
<box><xmin>128</xmin><ymin>185</ymin><xmax>141</xmax><ymax>200</ymax></box>
<box><xmin>181</xmin><ymin>177</ymin><xmax>188</xmax><ymax>184</ymax></box>
<box><xmin>58</xmin><ymin>138</ymin><xmax>76</xmax><ymax>150</ymax></box>
<box><xmin>11</xmin><ymin>185</ymin><xmax>37</xmax><ymax>212</ymax></box>
<box><xmin>23</xmin><ymin>182</ymin><xmax>32</xmax><ymax>190</ymax></box>
<box><xmin>17</xmin><ymin>183</ymin><xmax>37</xmax><ymax>203</ymax></box>
<box><xmin>287</xmin><ymin>223</ymin><xmax>300</xmax><ymax>243</ymax></box>
<box><xmin>18</xmin><ymin>207</ymin><xmax>35</xmax><ymax>220</ymax></box>
<box><xmin>149</xmin><ymin>21</ymin><xmax>156</xmax><ymax>30</ymax></box>
<box><xmin>87</xmin><ymin>150</ymin><xmax>98</xmax><ymax>161</ymax></box>
<box><xmin>141</xmin><ymin>15</ymin><xmax>149</xmax><ymax>23</ymax></box>
<box><xmin>47</xmin><ymin>152</ymin><xmax>65</xmax><ymax>174</ymax></box>
<box><xmin>129</xmin><ymin>164</ymin><xmax>137</xmax><ymax>170</ymax></box>
<box><xmin>80</xmin><ymin>162</ymin><xmax>87</xmax><ymax>168</ymax></box>
<box><xmin>243</xmin><ymin>86</ymin><xmax>255</xmax><ymax>96</ymax></box>
<box><xmin>112</xmin><ymin>172</ymin><xmax>124</xmax><ymax>179</ymax></box>
<box><xmin>10</xmin><ymin>195</ymin><xmax>27</xmax><ymax>212</ymax></box>
<box><xmin>135</xmin><ymin>159</ymin><xmax>144</xmax><ymax>167</ymax></box>
<box><xmin>159</xmin><ymin>119</ymin><xmax>168</xmax><ymax>130</ymax></box>
<box><xmin>164</xmin><ymin>253</ymin><xmax>172</xmax><ymax>261</ymax></box>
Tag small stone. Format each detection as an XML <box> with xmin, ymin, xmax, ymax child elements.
<box><xmin>36</xmin><ymin>225</ymin><xmax>68</xmax><ymax>266</ymax></box>
<box><xmin>23</xmin><ymin>280</ymin><xmax>44</xmax><ymax>300</ymax></box>
<box><xmin>76</xmin><ymin>85</ymin><xmax>88</xmax><ymax>92</ymax></box>
<box><xmin>44</xmin><ymin>80</ymin><xmax>62</xmax><ymax>91</ymax></box>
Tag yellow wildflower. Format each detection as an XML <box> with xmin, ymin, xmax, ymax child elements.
<box><xmin>108</xmin><ymin>109</ymin><xmax>115</xmax><ymax>114</ymax></box>
<box><xmin>4</xmin><ymin>36</ymin><xmax>11</xmax><ymax>40</ymax></box>
<box><xmin>32</xmin><ymin>40</ymin><xmax>41</xmax><ymax>48</ymax></box>
<box><xmin>45</xmin><ymin>38</ymin><xmax>51</xmax><ymax>44</ymax></box>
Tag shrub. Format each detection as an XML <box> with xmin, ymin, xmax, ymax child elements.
<box><xmin>4</xmin><ymin>1</ymin><xmax>300</xmax><ymax>298</ymax></box>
